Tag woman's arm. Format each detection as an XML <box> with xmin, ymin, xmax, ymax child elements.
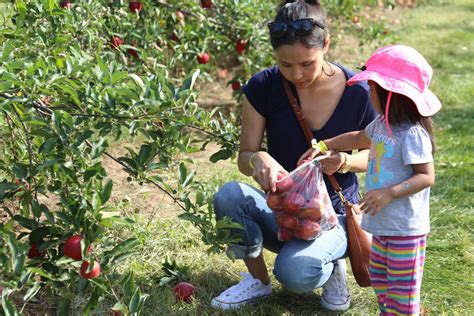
<box><xmin>361</xmin><ymin>162</ymin><xmax>435</xmax><ymax>215</ymax></box>
<box><xmin>237</xmin><ymin>96</ymin><xmax>286</xmax><ymax>192</ymax></box>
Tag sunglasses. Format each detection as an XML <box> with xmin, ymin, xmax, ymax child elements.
<box><xmin>268</xmin><ymin>18</ymin><xmax>325</xmax><ymax>38</ymax></box>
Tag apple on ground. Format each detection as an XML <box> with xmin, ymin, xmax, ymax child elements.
<box><xmin>129</xmin><ymin>2</ymin><xmax>143</xmax><ymax>13</ymax></box>
<box><xmin>110</xmin><ymin>36</ymin><xmax>124</xmax><ymax>50</ymax></box>
<box><xmin>63</xmin><ymin>235</ymin><xmax>92</xmax><ymax>260</ymax></box>
<box><xmin>200</xmin><ymin>0</ymin><xmax>212</xmax><ymax>9</ymax></box>
<box><xmin>176</xmin><ymin>10</ymin><xmax>185</xmax><ymax>21</ymax></box>
<box><xmin>80</xmin><ymin>260</ymin><xmax>101</xmax><ymax>279</ymax></box>
<box><xmin>59</xmin><ymin>0</ymin><xmax>71</xmax><ymax>9</ymax></box>
<box><xmin>127</xmin><ymin>44</ymin><xmax>139</xmax><ymax>60</ymax></box>
<box><xmin>173</xmin><ymin>282</ymin><xmax>196</xmax><ymax>303</ymax></box>
<box><xmin>197</xmin><ymin>53</ymin><xmax>210</xmax><ymax>64</ymax></box>
<box><xmin>235</xmin><ymin>39</ymin><xmax>248</xmax><ymax>55</ymax></box>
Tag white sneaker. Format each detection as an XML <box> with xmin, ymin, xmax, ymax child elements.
<box><xmin>211</xmin><ymin>272</ymin><xmax>272</xmax><ymax>310</ymax></box>
<box><xmin>321</xmin><ymin>259</ymin><xmax>351</xmax><ymax>311</ymax></box>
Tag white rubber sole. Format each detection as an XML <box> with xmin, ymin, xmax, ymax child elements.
<box><xmin>210</xmin><ymin>294</ymin><xmax>272</xmax><ymax>310</ymax></box>
<box><xmin>321</xmin><ymin>294</ymin><xmax>351</xmax><ymax>311</ymax></box>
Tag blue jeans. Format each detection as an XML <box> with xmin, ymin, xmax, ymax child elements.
<box><xmin>214</xmin><ymin>182</ymin><xmax>349</xmax><ymax>293</ymax></box>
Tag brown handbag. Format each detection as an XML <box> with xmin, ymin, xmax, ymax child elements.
<box><xmin>282</xmin><ymin>78</ymin><xmax>372</xmax><ymax>287</ymax></box>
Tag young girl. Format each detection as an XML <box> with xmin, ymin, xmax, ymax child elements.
<box><xmin>299</xmin><ymin>44</ymin><xmax>441</xmax><ymax>315</ymax></box>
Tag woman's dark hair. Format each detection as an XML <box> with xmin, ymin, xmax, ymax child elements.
<box><xmin>372</xmin><ymin>82</ymin><xmax>436</xmax><ymax>153</ymax></box>
<box><xmin>270</xmin><ymin>0</ymin><xmax>327</xmax><ymax>49</ymax></box>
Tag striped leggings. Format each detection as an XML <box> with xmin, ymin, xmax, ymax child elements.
<box><xmin>369</xmin><ymin>235</ymin><xmax>427</xmax><ymax>315</ymax></box>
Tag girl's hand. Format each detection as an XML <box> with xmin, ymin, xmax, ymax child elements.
<box><xmin>251</xmin><ymin>152</ymin><xmax>288</xmax><ymax>193</ymax></box>
<box><xmin>360</xmin><ymin>188</ymin><xmax>394</xmax><ymax>216</ymax></box>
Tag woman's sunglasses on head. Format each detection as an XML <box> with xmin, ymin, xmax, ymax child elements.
<box><xmin>268</xmin><ymin>18</ymin><xmax>325</xmax><ymax>38</ymax></box>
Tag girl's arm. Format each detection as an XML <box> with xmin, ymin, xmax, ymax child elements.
<box><xmin>361</xmin><ymin>162</ymin><xmax>435</xmax><ymax>215</ymax></box>
<box><xmin>238</xmin><ymin>96</ymin><xmax>287</xmax><ymax>192</ymax></box>
<box><xmin>297</xmin><ymin>130</ymin><xmax>371</xmax><ymax>168</ymax></box>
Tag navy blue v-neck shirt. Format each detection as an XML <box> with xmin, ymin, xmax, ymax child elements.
<box><xmin>242</xmin><ymin>65</ymin><xmax>377</xmax><ymax>213</ymax></box>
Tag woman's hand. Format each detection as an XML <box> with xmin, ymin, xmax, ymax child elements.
<box><xmin>251</xmin><ymin>152</ymin><xmax>288</xmax><ymax>193</ymax></box>
<box><xmin>360</xmin><ymin>188</ymin><xmax>394</xmax><ymax>216</ymax></box>
<box><xmin>297</xmin><ymin>147</ymin><xmax>321</xmax><ymax>166</ymax></box>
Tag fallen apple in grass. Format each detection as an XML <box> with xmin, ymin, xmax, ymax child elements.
<box><xmin>64</xmin><ymin>235</ymin><xmax>91</xmax><ymax>261</ymax></box>
<box><xmin>59</xmin><ymin>0</ymin><xmax>71</xmax><ymax>9</ymax></box>
<box><xmin>173</xmin><ymin>282</ymin><xmax>196</xmax><ymax>303</ymax></box>
<box><xmin>129</xmin><ymin>2</ymin><xmax>143</xmax><ymax>13</ymax></box>
<box><xmin>110</xmin><ymin>36</ymin><xmax>124</xmax><ymax>50</ymax></box>
<box><xmin>80</xmin><ymin>260</ymin><xmax>101</xmax><ymax>279</ymax></box>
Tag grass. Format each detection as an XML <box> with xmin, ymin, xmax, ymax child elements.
<box><xmin>74</xmin><ymin>1</ymin><xmax>474</xmax><ymax>314</ymax></box>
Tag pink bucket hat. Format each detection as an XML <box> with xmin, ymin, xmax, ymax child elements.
<box><xmin>347</xmin><ymin>45</ymin><xmax>441</xmax><ymax>118</ymax></box>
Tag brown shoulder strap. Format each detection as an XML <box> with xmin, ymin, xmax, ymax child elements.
<box><xmin>281</xmin><ymin>77</ymin><xmax>343</xmax><ymax>194</ymax></box>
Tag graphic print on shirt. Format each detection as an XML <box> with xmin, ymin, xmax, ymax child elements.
<box><xmin>367</xmin><ymin>130</ymin><xmax>396</xmax><ymax>191</ymax></box>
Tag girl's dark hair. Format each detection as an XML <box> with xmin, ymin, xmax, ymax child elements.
<box><xmin>270</xmin><ymin>0</ymin><xmax>327</xmax><ymax>49</ymax></box>
<box><xmin>373</xmin><ymin>82</ymin><xmax>436</xmax><ymax>153</ymax></box>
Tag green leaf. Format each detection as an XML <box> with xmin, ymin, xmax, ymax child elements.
<box><xmin>12</xmin><ymin>215</ymin><xmax>37</xmax><ymax>230</ymax></box>
<box><xmin>209</xmin><ymin>149</ymin><xmax>233</xmax><ymax>163</ymax></box>
<box><xmin>129</xmin><ymin>287</ymin><xmax>141</xmax><ymax>314</ymax></box>
<box><xmin>129</xmin><ymin>74</ymin><xmax>145</xmax><ymax>92</ymax></box>
<box><xmin>100</xmin><ymin>179</ymin><xmax>113</xmax><ymax>204</ymax></box>
<box><xmin>23</xmin><ymin>282</ymin><xmax>41</xmax><ymax>302</ymax></box>
<box><xmin>178</xmin><ymin>163</ymin><xmax>187</xmax><ymax>185</ymax></box>
<box><xmin>121</xmin><ymin>271</ymin><xmax>135</xmax><ymax>300</ymax></box>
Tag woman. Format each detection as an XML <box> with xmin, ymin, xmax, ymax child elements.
<box><xmin>211</xmin><ymin>0</ymin><xmax>377</xmax><ymax>311</ymax></box>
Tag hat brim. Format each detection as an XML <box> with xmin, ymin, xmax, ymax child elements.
<box><xmin>347</xmin><ymin>71</ymin><xmax>441</xmax><ymax>117</ymax></box>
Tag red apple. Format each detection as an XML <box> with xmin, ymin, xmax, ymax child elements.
<box><xmin>80</xmin><ymin>260</ymin><xmax>101</xmax><ymax>279</ymax></box>
<box><xmin>231</xmin><ymin>81</ymin><xmax>241</xmax><ymax>91</ymax></box>
<box><xmin>59</xmin><ymin>0</ymin><xmax>71</xmax><ymax>9</ymax></box>
<box><xmin>283</xmin><ymin>192</ymin><xmax>305</xmax><ymax>214</ymax></box>
<box><xmin>176</xmin><ymin>10</ymin><xmax>185</xmax><ymax>21</ymax></box>
<box><xmin>267</xmin><ymin>192</ymin><xmax>284</xmax><ymax>211</ymax></box>
<box><xmin>197</xmin><ymin>53</ymin><xmax>210</xmax><ymax>64</ymax></box>
<box><xmin>127</xmin><ymin>45</ymin><xmax>139</xmax><ymax>60</ymax></box>
<box><xmin>63</xmin><ymin>235</ymin><xmax>91</xmax><ymax>261</ymax></box>
<box><xmin>169</xmin><ymin>32</ymin><xmax>180</xmax><ymax>42</ymax></box>
<box><xmin>28</xmin><ymin>243</ymin><xmax>45</xmax><ymax>259</ymax></box>
<box><xmin>110</xmin><ymin>36</ymin><xmax>124</xmax><ymax>50</ymax></box>
<box><xmin>235</xmin><ymin>39</ymin><xmax>248</xmax><ymax>55</ymax></box>
<box><xmin>276</xmin><ymin>214</ymin><xmax>298</xmax><ymax>230</ymax></box>
<box><xmin>298</xmin><ymin>207</ymin><xmax>322</xmax><ymax>221</ymax></box>
<box><xmin>277</xmin><ymin>228</ymin><xmax>293</xmax><ymax>241</ymax></box>
<box><xmin>200</xmin><ymin>0</ymin><xmax>212</xmax><ymax>9</ymax></box>
<box><xmin>129</xmin><ymin>2</ymin><xmax>143</xmax><ymax>13</ymax></box>
<box><xmin>295</xmin><ymin>219</ymin><xmax>320</xmax><ymax>240</ymax></box>
<box><xmin>173</xmin><ymin>282</ymin><xmax>196</xmax><ymax>303</ymax></box>
<box><xmin>275</xmin><ymin>172</ymin><xmax>294</xmax><ymax>193</ymax></box>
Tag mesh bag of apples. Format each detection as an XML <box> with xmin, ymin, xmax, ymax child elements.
<box><xmin>266</xmin><ymin>158</ymin><xmax>338</xmax><ymax>241</ymax></box>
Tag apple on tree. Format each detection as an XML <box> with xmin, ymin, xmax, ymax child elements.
<box><xmin>173</xmin><ymin>282</ymin><xmax>196</xmax><ymax>303</ymax></box>
<box><xmin>63</xmin><ymin>235</ymin><xmax>92</xmax><ymax>260</ymax></box>
<box><xmin>197</xmin><ymin>53</ymin><xmax>210</xmax><ymax>64</ymax></box>
<box><xmin>80</xmin><ymin>260</ymin><xmax>101</xmax><ymax>279</ymax></box>
<box><xmin>176</xmin><ymin>10</ymin><xmax>185</xmax><ymax>22</ymax></box>
<box><xmin>200</xmin><ymin>0</ymin><xmax>212</xmax><ymax>9</ymax></box>
<box><xmin>28</xmin><ymin>243</ymin><xmax>45</xmax><ymax>259</ymax></box>
<box><xmin>231</xmin><ymin>81</ymin><xmax>241</xmax><ymax>91</ymax></box>
<box><xmin>235</xmin><ymin>39</ymin><xmax>248</xmax><ymax>55</ymax></box>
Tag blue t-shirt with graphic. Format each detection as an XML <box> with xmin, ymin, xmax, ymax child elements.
<box><xmin>362</xmin><ymin>116</ymin><xmax>433</xmax><ymax>236</ymax></box>
<box><xmin>242</xmin><ymin>65</ymin><xmax>377</xmax><ymax>213</ymax></box>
